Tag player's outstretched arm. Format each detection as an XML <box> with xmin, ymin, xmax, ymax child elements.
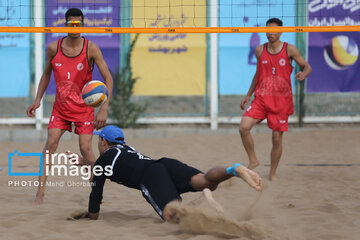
<box><xmin>288</xmin><ymin>44</ymin><xmax>312</xmax><ymax>81</ymax></box>
<box><xmin>240</xmin><ymin>72</ymin><xmax>257</xmax><ymax>110</ymax></box>
<box><xmin>86</xmin><ymin>168</ymin><xmax>106</xmax><ymax>219</ymax></box>
<box><xmin>27</xmin><ymin>41</ymin><xmax>57</xmax><ymax>117</ymax></box>
<box><xmin>88</xmin><ymin>41</ymin><xmax>113</xmax><ymax>129</ymax></box>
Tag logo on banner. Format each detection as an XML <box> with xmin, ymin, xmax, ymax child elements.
<box><xmin>324</xmin><ymin>35</ymin><xmax>359</xmax><ymax>70</ymax></box>
<box><xmin>77</xmin><ymin>63</ymin><xmax>84</xmax><ymax>71</ymax></box>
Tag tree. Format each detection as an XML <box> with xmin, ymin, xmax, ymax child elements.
<box><xmin>110</xmin><ymin>34</ymin><xmax>147</xmax><ymax>128</ymax></box>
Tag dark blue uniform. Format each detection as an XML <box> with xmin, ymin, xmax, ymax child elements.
<box><xmin>88</xmin><ymin>144</ymin><xmax>202</xmax><ymax>218</ymax></box>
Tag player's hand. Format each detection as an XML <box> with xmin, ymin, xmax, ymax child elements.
<box><xmin>295</xmin><ymin>72</ymin><xmax>306</xmax><ymax>81</ymax></box>
<box><xmin>27</xmin><ymin>101</ymin><xmax>40</xmax><ymax>117</ymax></box>
<box><xmin>65</xmin><ymin>150</ymin><xmax>85</xmax><ymax>166</ymax></box>
<box><xmin>94</xmin><ymin>109</ymin><xmax>107</xmax><ymax>130</ymax></box>
<box><xmin>240</xmin><ymin>96</ymin><xmax>251</xmax><ymax>110</ymax></box>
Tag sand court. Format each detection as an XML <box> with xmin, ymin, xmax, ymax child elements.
<box><xmin>1</xmin><ymin>126</ymin><xmax>359</xmax><ymax>240</ymax></box>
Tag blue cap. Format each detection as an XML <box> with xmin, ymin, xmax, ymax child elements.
<box><xmin>93</xmin><ymin>125</ymin><xmax>125</xmax><ymax>144</ymax></box>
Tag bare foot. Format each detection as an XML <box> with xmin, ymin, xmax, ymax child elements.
<box><xmin>248</xmin><ymin>161</ymin><xmax>260</xmax><ymax>170</ymax></box>
<box><xmin>269</xmin><ymin>174</ymin><xmax>277</xmax><ymax>181</ymax></box>
<box><xmin>235</xmin><ymin>165</ymin><xmax>263</xmax><ymax>191</ymax></box>
<box><xmin>34</xmin><ymin>193</ymin><xmax>44</xmax><ymax>205</ymax></box>
<box><xmin>202</xmin><ymin>188</ymin><xmax>224</xmax><ymax>213</ymax></box>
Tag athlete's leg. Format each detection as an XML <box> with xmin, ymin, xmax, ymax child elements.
<box><xmin>269</xmin><ymin>130</ymin><xmax>283</xmax><ymax>181</ymax></box>
<box><xmin>189</xmin><ymin>164</ymin><xmax>263</xmax><ymax>192</ymax></box>
<box><xmin>201</xmin><ymin>188</ymin><xmax>224</xmax><ymax>213</ymax></box>
<box><xmin>78</xmin><ymin>134</ymin><xmax>96</xmax><ymax>165</ymax></box>
<box><xmin>35</xmin><ymin>128</ymin><xmax>66</xmax><ymax>204</ymax></box>
<box><xmin>162</xmin><ymin>188</ymin><xmax>224</xmax><ymax>222</ymax></box>
<box><xmin>162</xmin><ymin>165</ymin><xmax>263</xmax><ymax>221</ymax></box>
<box><xmin>239</xmin><ymin>116</ymin><xmax>260</xmax><ymax>169</ymax></box>
<box><xmin>75</xmin><ymin>120</ymin><xmax>96</xmax><ymax>166</ymax></box>
<box><xmin>162</xmin><ymin>199</ymin><xmax>179</xmax><ymax>221</ymax></box>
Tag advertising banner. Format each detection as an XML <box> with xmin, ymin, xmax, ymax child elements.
<box><xmin>308</xmin><ymin>0</ymin><xmax>360</xmax><ymax>92</ymax></box>
<box><xmin>0</xmin><ymin>0</ymin><xmax>31</xmax><ymax>97</ymax></box>
<box><xmin>131</xmin><ymin>0</ymin><xmax>207</xmax><ymax>96</ymax></box>
<box><xmin>45</xmin><ymin>0</ymin><xmax>120</xmax><ymax>94</ymax></box>
<box><xmin>219</xmin><ymin>0</ymin><xmax>296</xmax><ymax>95</ymax></box>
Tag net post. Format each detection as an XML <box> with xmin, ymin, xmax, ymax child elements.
<box><xmin>34</xmin><ymin>0</ymin><xmax>44</xmax><ymax>130</ymax></box>
<box><xmin>210</xmin><ymin>0</ymin><xmax>219</xmax><ymax>130</ymax></box>
<box><xmin>120</xmin><ymin>0</ymin><xmax>131</xmax><ymax>70</ymax></box>
<box><xmin>295</xmin><ymin>0</ymin><xmax>308</xmax><ymax>128</ymax></box>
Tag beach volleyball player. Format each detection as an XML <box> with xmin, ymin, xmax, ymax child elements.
<box><xmin>26</xmin><ymin>8</ymin><xmax>113</xmax><ymax>204</ymax></box>
<box><xmin>239</xmin><ymin>18</ymin><xmax>312</xmax><ymax>181</ymax></box>
<box><xmin>68</xmin><ymin>125</ymin><xmax>263</xmax><ymax>221</ymax></box>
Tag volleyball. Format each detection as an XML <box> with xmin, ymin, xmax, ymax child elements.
<box><xmin>324</xmin><ymin>35</ymin><xmax>359</xmax><ymax>70</ymax></box>
<box><xmin>81</xmin><ymin>80</ymin><xmax>108</xmax><ymax>107</ymax></box>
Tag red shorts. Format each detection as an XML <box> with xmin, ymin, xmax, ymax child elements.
<box><xmin>48</xmin><ymin>110</ymin><xmax>94</xmax><ymax>135</ymax></box>
<box><xmin>243</xmin><ymin>99</ymin><xmax>289</xmax><ymax>132</ymax></box>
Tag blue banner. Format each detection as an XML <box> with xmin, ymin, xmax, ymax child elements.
<box><xmin>307</xmin><ymin>0</ymin><xmax>360</xmax><ymax>92</ymax></box>
<box><xmin>219</xmin><ymin>0</ymin><xmax>296</xmax><ymax>95</ymax></box>
<box><xmin>0</xmin><ymin>0</ymin><xmax>31</xmax><ymax>97</ymax></box>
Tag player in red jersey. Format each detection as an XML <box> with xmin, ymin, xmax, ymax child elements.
<box><xmin>26</xmin><ymin>8</ymin><xmax>113</xmax><ymax>203</ymax></box>
<box><xmin>239</xmin><ymin>18</ymin><xmax>312</xmax><ymax>181</ymax></box>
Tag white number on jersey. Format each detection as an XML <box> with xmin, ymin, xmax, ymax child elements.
<box><xmin>127</xmin><ymin>149</ymin><xmax>151</xmax><ymax>160</ymax></box>
<box><xmin>272</xmin><ymin>67</ymin><xmax>276</xmax><ymax>75</ymax></box>
<box><xmin>67</xmin><ymin>72</ymin><xmax>70</xmax><ymax>80</ymax></box>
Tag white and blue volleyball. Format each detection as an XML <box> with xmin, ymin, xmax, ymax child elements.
<box><xmin>324</xmin><ymin>35</ymin><xmax>359</xmax><ymax>70</ymax></box>
<box><xmin>81</xmin><ymin>80</ymin><xmax>109</xmax><ymax>107</ymax></box>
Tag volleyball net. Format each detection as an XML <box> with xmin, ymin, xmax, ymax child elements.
<box><xmin>1</xmin><ymin>0</ymin><xmax>360</xmax><ymax>129</ymax></box>
<box><xmin>1</xmin><ymin>0</ymin><xmax>360</xmax><ymax>32</ymax></box>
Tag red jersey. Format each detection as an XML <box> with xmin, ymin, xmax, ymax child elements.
<box><xmin>255</xmin><ymin>42</ymin><xmax>294</xmax><ymax>115</ymax></box>
<box><xmin>51</xmin><ymin>37</ymin><xmax>94</xmax><ymax>122</ymax></box>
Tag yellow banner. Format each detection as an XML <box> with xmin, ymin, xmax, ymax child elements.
<box><xmin>131</xmin><ymin>0</ymin><xmax>207</xmax><ymax>96</ymax></box>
